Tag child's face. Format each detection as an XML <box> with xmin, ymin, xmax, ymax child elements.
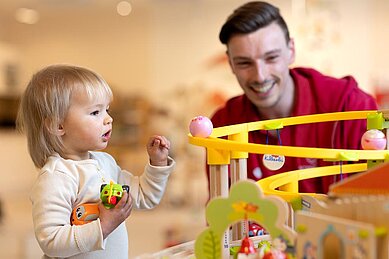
<box><xmin>59</xmin><ymin>88</ymin><xmax>113</xmax><ymax>160</ymax></box>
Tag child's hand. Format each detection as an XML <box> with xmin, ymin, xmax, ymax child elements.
<box><xmin>99</xmin><ymin>192</ymin><xmax>133</xmax><ymax>239</ymax></box>
<box><xmin>147</xmin><ymin>135</ymin><xmax>170</xmax><ymax>166</ymax></box>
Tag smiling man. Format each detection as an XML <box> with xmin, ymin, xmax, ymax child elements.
<box><xmin>209</xmin><ymin>1</ymin><xmax>377</xmax><ymax>194</ymax></box>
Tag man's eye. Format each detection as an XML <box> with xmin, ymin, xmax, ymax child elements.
<box><xmin>91</xmin><ymin>110</ymin><xmax>99</xmax><ymax>116</ymax></box>
<box><xmin>235</xmin><ymin>61</ymin><xmax>251</xmax><ymax>67</ymax></box>
<box><xmin>267</xmin><ymin>55</ymin><xmax>278</xmax><ymax>62</ymax></box>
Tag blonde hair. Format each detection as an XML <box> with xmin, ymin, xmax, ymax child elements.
<box><xmin>17</xmin><ymin>64</ymin><xmax>113</xmax><ymax>168</ymax></box>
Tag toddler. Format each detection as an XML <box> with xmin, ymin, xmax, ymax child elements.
<box><xmin>17</xmin><ymin>64</ymin><xmax>175</xmax><ymax>258</ymax></box>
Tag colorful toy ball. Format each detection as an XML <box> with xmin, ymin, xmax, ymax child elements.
<box><xmin>361</xmin><ymin>129</ymin><xmax>387</xmax><ymax>150</ymax></box>
<box><xmin>100</xmin><ymin>181</ymin><xmax>130</xmax><ymax>209</ymax></box>
<box><xmin>189</xmin><ymin>116</ymin><xmax>213</xmax><ymax>138</ymax></box>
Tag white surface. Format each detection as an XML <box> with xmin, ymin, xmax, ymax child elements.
<box><xmin>127</xmin><ymin>208</ymin><xmax>205</xmax><ymax>258</ymax></box>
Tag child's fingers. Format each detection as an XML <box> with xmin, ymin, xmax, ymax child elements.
<box><xmin>162</xmin><ymin>138</ymin><xmax>170</xmax><ymax>149</ymax></box>
<box><xmin>98</xmin><ymin>201</ymin><xmax>106</xmax><ymax>211</ymax></box>
<box><xmin>148</xmin><ymin>136</ymin><xmax>160</xmax><ymax>148</ymax></box>
<box><xmin>125</xmin><ymin>195</ymin><xmax>133</xmax><ymax>214</ymax></box>
<box><xmin>153</xmin><ymin>138</ymin><xmax>161</xmax><ymax>147</ymax></box>
<box><xmin>114</xmin><ymin>192</ymin><xmax>129</xmax><ymax>208</ymax></box>
<box><xmin>154</xmin><ymin>135</ymin><xmax>170</xmax><ymax>149</ymax></box>
<box><xmin>120</xmin><ymin>192</ymin><xmax>133</xmax><ymax>210</ymax></box>
<box><xmin>117</xmin><ymin>192</ymin><xmax>133</xmax><ymax>216</ymax></box>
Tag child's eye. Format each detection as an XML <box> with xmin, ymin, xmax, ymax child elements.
<box><xmin>90</xmin><ymin>110</ymin><xmax>99</xmax><ymax>116</ymax></box>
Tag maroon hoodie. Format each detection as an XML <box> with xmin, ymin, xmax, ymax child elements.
<box><xmin>210</xmin><ymin>67</ymin><xmax>378</xmax><ymax>194</ymax></box>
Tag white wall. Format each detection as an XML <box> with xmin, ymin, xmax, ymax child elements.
<box><xmin>371</xmin><ymin>0</ymin><xmax>389</xmax><ymax>90</ymax></box>
<box><xmin>291</xmin><ymin>0</ymin><xmax>374</xmax><ymax>92</ymax></box>
<box><xmin>3</xmin><ymin>3</ymin><xmax>153</xmax><ymax>97</ymax></box>
<box><xmin>1</xmin><ymin>0</ymin><xmax>386</xmax><ymax>101</ymax></box>
<box><xmin>0</xmin><ymin>130</ymin><xmax>36</xmax><ymax>195</ymax></box>
<box><xmin>0</xmin><ymin>42</ymin><xmax>20</xmax><ymax>95</ymax></box>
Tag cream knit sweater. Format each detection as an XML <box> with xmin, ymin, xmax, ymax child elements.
<box><xmin>31</xmin><ymin>151</ymin><xmax>175</xmax><ymax>259</ymax></box>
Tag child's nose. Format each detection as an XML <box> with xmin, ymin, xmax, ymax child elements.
<box><xmin>105</xmin><ymin>115</ymin><xmax>113</xmax><ymax>124</ymax></box>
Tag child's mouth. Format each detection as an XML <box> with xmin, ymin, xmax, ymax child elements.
<box><xmin>102</xmin><ymin>130</ymin><xmax>111</xmax><ymax>140</ymax></box>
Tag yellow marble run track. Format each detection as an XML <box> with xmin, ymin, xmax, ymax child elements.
<box><xmin>188</xmin><ymin>110</ymin><xmax>389</xmax><ymax>202</ymax></box>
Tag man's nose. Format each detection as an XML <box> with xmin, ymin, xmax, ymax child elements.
<box><xmin>254</xmin><ymin>61</ymin><xmax>268</xmax><ymax>82</ymax></box>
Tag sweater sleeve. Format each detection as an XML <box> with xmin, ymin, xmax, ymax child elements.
<box><xmin>119</xmin><ymin>157</ymin><xmax>176</xmax><ymax>209</ymax></box>
<box><xmin>31</xmin><ymin>170</ymin><xmax>105</xmax><ymax>257</ymax></box>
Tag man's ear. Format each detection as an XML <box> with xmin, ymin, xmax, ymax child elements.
<box><xmin>226</xmin><ymin>50</ymin><xmax>236</xmax><ymax>75</ymax></box>
<box><xmin>288</xmin><ymin>38</ymin><xmax>296</xmax><ymax>65</ymax></box>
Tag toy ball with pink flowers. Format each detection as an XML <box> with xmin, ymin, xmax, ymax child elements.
<box><xmin>189</xmin><ymin>116</ymin><xmax>213</xmax><ymax>138</ymax></box>
<box><xmin>361</xmin><ymin>129</ymin><xmax>387</xmax><ymax>150</ymax></box>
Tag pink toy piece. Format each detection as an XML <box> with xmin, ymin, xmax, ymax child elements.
<box><xmin>189</xmin><ymin>116</ymin><xmax>213</xmax><ymax>138</ymax></box>
<box><xmin>238</xmin><ymin>236</ymin><xmax>257</xmax><ymax>255</ymax></box>
<box><xmin>361</xmin><ymin>129</ymin><xmax>386</xmax><ymax>150</ymax></box>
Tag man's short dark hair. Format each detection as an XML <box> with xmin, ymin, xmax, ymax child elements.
<box><xmin>219</xmin><ymin>1</ymin><xmax>290</xmax><ymax>45</ymax></box>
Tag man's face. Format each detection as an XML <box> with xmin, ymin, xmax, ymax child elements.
<box><xmin>227</xmin><ymin>22</ymin><xmax>295</xmax><ymax>111</ymax></box>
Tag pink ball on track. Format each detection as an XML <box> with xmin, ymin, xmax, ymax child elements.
<box><xmin>189</xmin><ymin>116</ymin><xmax>213</xmax><ymax>138</ymax></box>
<box><xmin>361</xmin><ymin>129</ymin><xmax>386</xmax><ymax>150</ymax></box>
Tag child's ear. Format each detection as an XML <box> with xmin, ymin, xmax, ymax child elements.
<box><xmin>44</xmin><ymin>119</ymin><xmax>65</xmax><ymax>136</ymax></box>
<box><xmin>56</xmin><ymin>124</ymin><xmax>65</xmax><ymax>136</ymax></box>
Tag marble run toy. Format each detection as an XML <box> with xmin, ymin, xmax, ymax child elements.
<box><xmin>186</xmin><ymin>110</ymin><xmax>389</xmax><ymax>259</ymax></box>
<box><xmin>188</xmin><ymin>110</ymin><xmax>389</xmax><ymax>201</ymax></box>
